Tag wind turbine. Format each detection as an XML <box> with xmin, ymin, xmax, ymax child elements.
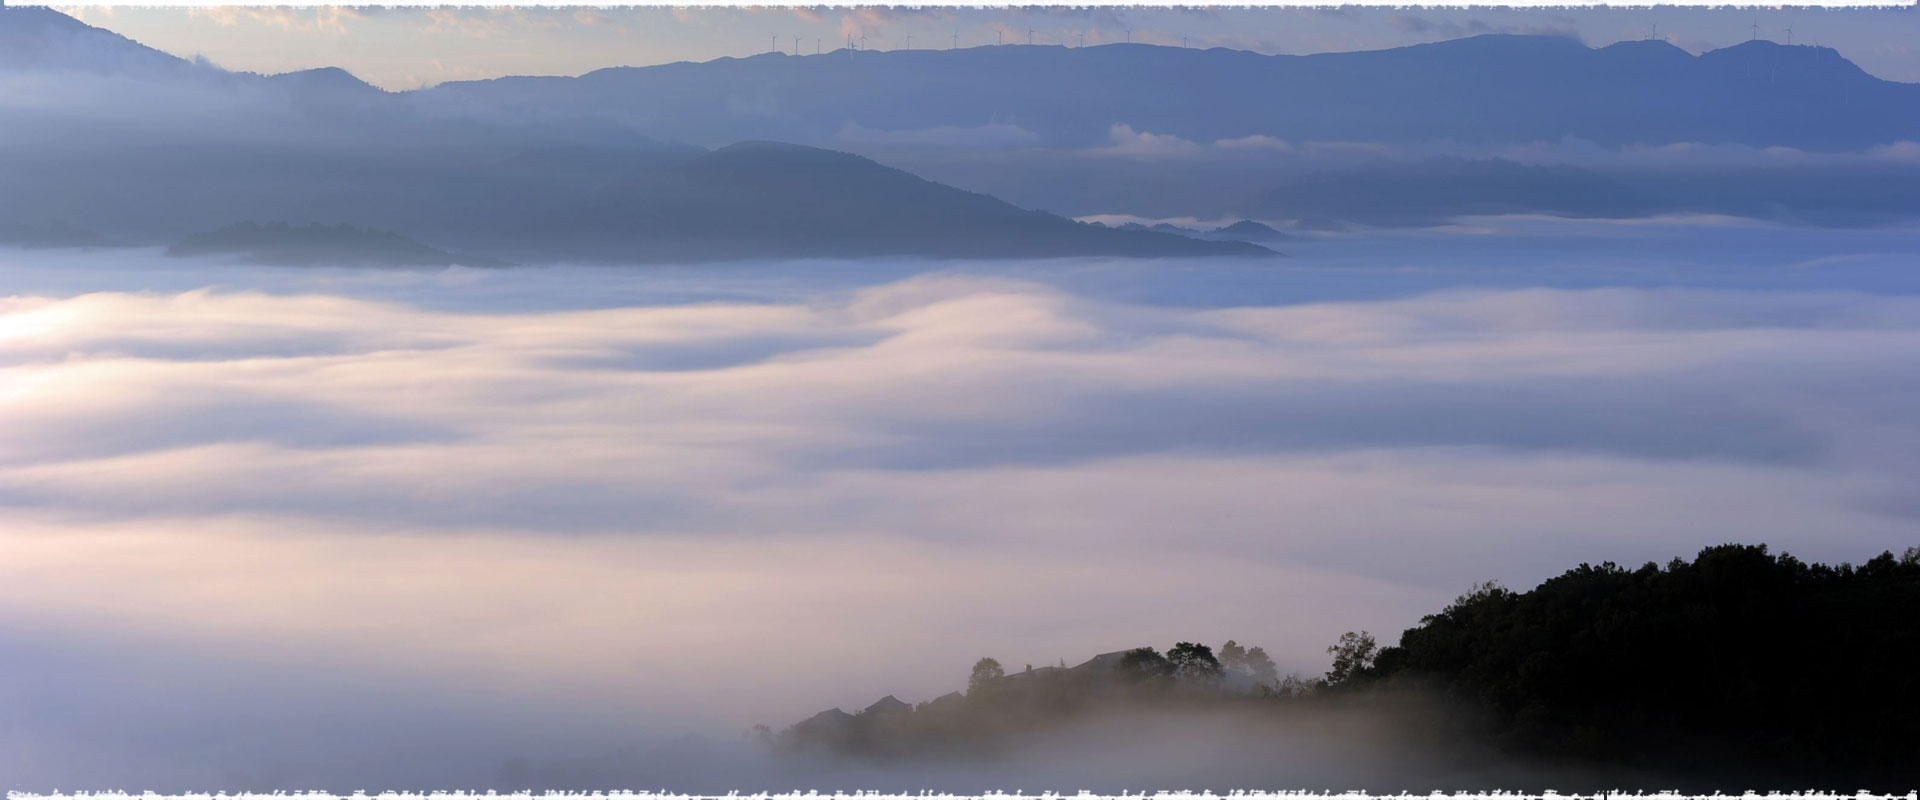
<box><xmin>793</xmin><ymin>36</ymin><xmax>800</xmax><ymax>55</ymax></box>
<box><xmin>770</xmin><ymin>33</ymin><xmax>777</xmax><ymax>53</ymax></box>
<box><xmin>1784</xmin><ymin>26</ymin><xmax>1792</xmax><ymax>45</ymax></box>
<box><xmin>951</xmin><ymin>33</ymin><xmax>958</xmax><ymax>50</ymax></box>
<box><xmin>1027</xmin><ymin>28</ymin><xmax>1034</xmax><ymax>45</ymax></box>
<box><xmin>1648</xmin><ymin>23</ymin><xmax>1656</xmax><ymax>41</ymax></box>
<box><xmin>997</xmin><ymin>30</ymin><xmax>1003</xmax><ymax>45</ymax></box>
<box><xmin>905</xmin><ymin>34</ymin><xmax>912</xmax><ymax>49</ymax></box>
<box><xmin>1078</xmin><ymin>31</ymin><xmax>1085</xmax><ymax>48</ymax></box>
<box><xmin>1126</xmin><ymin>27</ymin><xmax>1133</xmax><ymax>44</ymax></box>
<box><xmin>816</xmin><ymin>38</ymin><xmax>821</xmax><ymax>55</ymax></box>
<box><xmin>1750</xmin><ymin>21</ymin><xmax>1759</xmax><ymax>41</ymax></box>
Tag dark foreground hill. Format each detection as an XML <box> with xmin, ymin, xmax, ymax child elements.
<box><xmin>770</xmin><ymin>543</ymin><xmax>1920</xmax><ymax>789</ymax></box>
<box><xmin>1358</xmin><ymin>543</ymin><xmax>1920</xmax><ymax>787</ymax></box>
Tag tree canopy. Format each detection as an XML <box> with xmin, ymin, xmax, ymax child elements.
<box><xmin>769</xmin><ymin>543</ymin><xmax>1920</xmax><ymax>788</ymax></box>
<box><xmin>1354</xmin><ymin>544</ymin><xmax>1920</xmax><ymax>785</ymax></box>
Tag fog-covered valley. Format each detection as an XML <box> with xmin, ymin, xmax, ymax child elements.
<box><xmin>6</xmin><ymin>222</ymin><xmax>1920</xmax><ymax>789</ymax></box>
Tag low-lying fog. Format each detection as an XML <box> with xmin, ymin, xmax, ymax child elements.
<box><xmin>4</xmin><ymin>218</ymin><xmax>1919</xmax><ymax>791</ymax></box>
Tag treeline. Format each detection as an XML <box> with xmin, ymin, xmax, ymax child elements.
<box><xmin>1348</xmin><ymin>543</ymin><xmax>1920</xmax><ymax>786</ymax></box>
<box><xmin>766</xmin><ymin>544</ymin><xmax>1920</xmax><ymax>787</ymax></box>
<box><xmin>762</xmin><ymin>637</ymin><xmax>1306</xmax><ymax>763</ymax></box>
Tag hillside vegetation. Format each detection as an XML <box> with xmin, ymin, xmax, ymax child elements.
<box><xmin>771</xmin><ymin>544</ymin><xmax>1920</xmax><ymax>788</ymax></box>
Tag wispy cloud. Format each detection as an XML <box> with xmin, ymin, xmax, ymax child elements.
<box><xmin>182</xmin><ymin>5</ymin><xmax>360</xmax><ymax>36</ymax></box>
<box><xmin>4</xmin><ymin>260</ymin><xmax>1918</xmax><ymax>789</ymax></box>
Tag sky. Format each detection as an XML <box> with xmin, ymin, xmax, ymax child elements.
<box><xmin>6</xmin><ymin>219</ymin><xmax>1920</xmax><ymax>789</ymax></box>
<box><xmin>51</xmin><ymin>4</ymin><xmax>1920</xmax><ymax>90</ymax></box>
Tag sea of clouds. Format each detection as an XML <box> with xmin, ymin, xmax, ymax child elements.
<box><xmin>3</xmin><ymin>224</ymin><xmax>1919</xmax><ymax>790</ymax></box>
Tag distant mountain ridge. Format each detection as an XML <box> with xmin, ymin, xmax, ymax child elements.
<box><xmin>6</xmin><ymin>6</ymin><xmax>1920</xmax><ymax>247</ymax></box>
<box><xmin>7</xmin><ymin>7</ymin><xmax>1915</xmax><ymax>152</ymax></box>
<box><xmin>426</xmin><ymin>35</ymin><xmax>1920</xmax><ymax>151</ymax></box>
<box><xmin>0</xmin><ymin>7</ymin><xmax>1269</xmax><ymax>264</ymax></box>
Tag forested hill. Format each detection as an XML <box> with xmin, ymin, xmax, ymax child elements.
<box><xmin>769</xmin><ymin>544</ymin><xmax>1920</xmax><ymax>789</ymax></box>
<box><xmin>1354</xmin><ymin>543</ymin><xmax>1920</xmax><ymax>786</ymax></box>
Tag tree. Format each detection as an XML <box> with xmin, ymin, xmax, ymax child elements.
<box><xmin>1219</xmin><ymin>640</ymin><xmax>1248</xmax><ymax>671</ymax></box>
<box><xmin>967</xmin><ymin>657</ymin><xmax>1004</xmax><ymax>696</ymax></box>
<box><xmin>1242</xmin><ymin>645</ymin><xmax>1279</xmax><ymax>686</ymax></box>
<box><xmin>1324</xmin><ymin>630</ymin><xmax>1377</xmax><ymax>685</ymax></box>
<box><xmin>1218</xmin><ymin>640</ymin><xmax>1279</xmax><ymax>688</ymax></box>
<box><xmin>1167</xmin><ymin>641</ymin><xmax>1223</xmax><ymax>684</ymax></box>
<box><xmin>1116</xmin><ymin>647</ymin><xmax>1174</xmax><ymax>683</ymax></box>
<box><xmin>1355</xmin><ymin>544</ymin><xmax>1920</xmax><ymax>783</ymax></box>
<box><xmin>1264</xmin><ymin>672</ymin><xmax>1321</xmax><ymax>699</ymax></box>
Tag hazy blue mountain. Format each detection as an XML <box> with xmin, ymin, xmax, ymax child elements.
<box><xmin>263</xmin><ymin>66</ymin><xmax>392</xmax><ymax>113</ymax></box>
<box><xmin>428</xmin><ymin>36</ymin><xmax>1920</xmax><ymax>150</ymax></box>
<box><xmin>265</xmin><ymin>66</ymin><xmax>382</xmax><ymax>95</ymax></box>
<box><xmin>1243</xmin><ymin>156</ymin><xmax>1920</xmax><ymax>227</ymax></box>
<box><xmin>1211</xmin><ymin>220</ymin><xmax>1293</xmax><ymax>242</ymax></box>
<box><xmin>0</xmin><ymin>11</ymin><xmax>1264</xmax><ymax>263</ymax></box>
<box><xmin>1</xmin><ymin>8</ymin><xmax>1278</xmax><ymax>262</ymax></box>
<box><xmin>167</xmin><ymin>222</ymin><xmax>510</xmax><ymax>268</ymax></box>
<box><xmin>483</xmin><ymin>141</ymin><xmax>1274</xmax><ymax>261</ymax></box>
<box><xmin>7</xmin><ymin>6</ymin><xmax>1918</xmax><ymax>241</ymax></box>
<box><xmin>1256</xmin><ymin>157</ymin><xmax>1666</xmax><ymax>226</ymax></box>
<box><xmin>0</xmin><ymin>5</ymin><xmax>199</xmax><ymax>74</ymax></box>
<box><xmin>6</xmin><ymin>130</ymin><xmax>1263</xmax><ymax>262</ymax></box>
<box><xmin>874</xmin><ymin>145</ymin><xmax>1920</xmax><ymax>228</ymax></box>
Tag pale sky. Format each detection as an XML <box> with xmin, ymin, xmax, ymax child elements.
<box><xmin>52</xmin><ymin>4</ymin><xmax>1920</xmax><ymax>91</ymax></box>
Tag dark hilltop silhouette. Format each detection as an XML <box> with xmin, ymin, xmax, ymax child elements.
<box><xmin>766</xmin><ymin>544</ymin><xmax>1920</xmax><ymax>790</ymax></box>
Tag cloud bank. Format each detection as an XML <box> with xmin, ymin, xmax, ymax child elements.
<box><xmin>3</xmin><ymin>255</ymin><xmax>1918</xmax><ymax>789</ymax></box>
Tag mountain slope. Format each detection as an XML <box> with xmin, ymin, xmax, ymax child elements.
<box><xmin>429</xmin><ymin>35</ymin><xmax>1920</xmax><ymax>151</ymax></box>
<box><xmin>8</xmin><ymin>7</ymin><xmax>1918</xmax><ymax>244</ymax></box>
<box><xmin>0</xmin><ymin>5</ymin><xmax>195</xmax><ymax>73</ymax></box>
<box><xmin>495</xmin><ymin>141</ymin><xmax>1274</xmax><ymax>261</ymax></box>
